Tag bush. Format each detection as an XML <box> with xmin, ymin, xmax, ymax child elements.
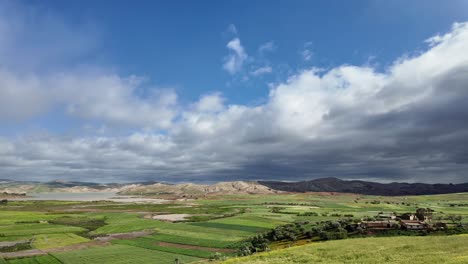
<box><xmin>49</xmin><ymin>216</ymin><xmax>107</xmax><ymax>232</ymax></box>
<box><xmin>0</xmin><ymin>241</ymin><xmax>32</xmax><ymax>252</ymax></box>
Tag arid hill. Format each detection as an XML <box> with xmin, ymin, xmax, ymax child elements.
<box><xmin>118</xmin><ymin>181</ymin><xmax>279</xmax><ymax>196</ymax></box>
<box><xmin>0</xmin><ymin>179</ymin><xmax>279</xmax><ymax>196</ymax></box>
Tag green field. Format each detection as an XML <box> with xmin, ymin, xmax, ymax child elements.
<box><xmin>0</xmin><ymin>192</ymin><xmax>467</xmax><ymax>263</ymax></box>
<box><xmin>51</xmin><ymin>244</ymin><xmax>202</xmax><ymax>264</ymax></box>
<box><xmin>112</xmin><ymin>237</ymin><xmax>216</xmax><ymax>258</ymax></box>
<box><xmin>222</xmin><ymin>235</ymin><xmax>468</xmax><ymax>264</ymax></box>
<box><xmin>33</xmin><ymin>233</ymin><xmax>89</xmax><ymax>249</ymax></box>
<box><xmin>5</xmin><ymin>255</ymin><xmax>61</xmax><ymax>264</ymax></box>
<box><xmin>0</xmin><ymin>223</ymin><xmax>84</xmax><ymax>236</ymax></box>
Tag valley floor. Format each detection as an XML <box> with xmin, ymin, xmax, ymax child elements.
<box><xmin>0</xmin><ymin>192</ymin><xmax>467</xmax><ymax>263</ymax></box>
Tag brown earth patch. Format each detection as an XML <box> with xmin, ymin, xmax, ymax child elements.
<box><xmin>45</xmin><ymin>240</ymin><xmax>109</xmax><ymax>253</ymax></box>
<box><xmin>0</xmin><ymin>249</ymin><xmax>46</xmax><ymax>259</ymax></box>
<box><xmin>156</xmin><ymin>242</ymin><xmax>235</xmax><ymax>253</ymax></box>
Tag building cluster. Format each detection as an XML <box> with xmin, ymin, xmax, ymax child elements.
<box><xmin>359</xmin><ymin>212</ymin><xmax>444</xmax><ymax>231</ymax></box>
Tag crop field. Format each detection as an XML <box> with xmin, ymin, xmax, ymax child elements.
<box><xmin>150</xmin><ymin>233</ymin><xmax>235</xmax><ymax>248</ymax></box>
<box><xmin>0</xmin><ymin>223</ymin><xmax>84</xmax><ymax>237</ymax></box>
<box><xmin>111</xmin><ymin>237</ymin><xmax>217</xmax><ymax>258</ymax></box>
<box><xmin>32</xmin><ymin>234</ymin><xmax>89</xmax><ymax>250</ymax></box>
<box><xmin>51</xmin><ymin>244</ymin><xmax>202</xmax><ymax>264</ymax></box>
<box><xmin>222</xmin><ymin>235</ymin><xmax>468</xmax><ymax>264</ymax></box>
<box><xmin>0</xmin><ymin>192</ymin><xmax>467</xmax><ymax>263</ymax></box>
<box><xmin>4</xmin><ymin>255</ymin><xmax>61</xmax><ymax>264</ymax></box>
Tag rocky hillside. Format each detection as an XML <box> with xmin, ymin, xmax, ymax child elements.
<box><xmin>118</xmin><ymin>181</ymin><xmax>279</xmax><ymax>196</ymax></box>
<box><xmin>0</xmin><ymin>179</ymin><xmax>279</xmax><ymax>196</ymax></box>
<box><xmin>0</xmin><ymin>179</ymin><xmax>126</xmax><ymax>194</ymax></box>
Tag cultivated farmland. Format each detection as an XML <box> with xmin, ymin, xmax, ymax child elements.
<box><xmin>0</xmin><ymin>192</ymin><xmax>467</xmax><ymax>263</ymax></box>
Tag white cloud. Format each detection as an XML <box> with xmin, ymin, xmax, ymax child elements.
<box><xmin>0</xmin><ymin>2</ymin><xmax>176</xmax><ymax>129</ymax></box>
<box><xmin>250</xmin><ymin>66</ymin><xmax>272</xmax><ymax>76</ymax></box>
<box><xmin>0</xmin><ymin>70</ymin><xmax>52</xmax><ymax>120</ymax></box>
<box><xmin>2</xmin><ymin>2</ymin><xmax>468</xmax><ymax>183</ymax></box>
<box><xmin>0</xmin><ymin>68</ymin><xmax>178</xmax><ymax>129</ymax></box>
<box><xmin>227</xmin><ymin>24</ymin><xmax>237</xmax><ymax>35</ymax></box>
<box><xmin>195</xmin><ymin>93</ymin><xmax>225</xmax><ymax>113</ymax></box>
<box><xmin>223</xmin><ymin>38</ymin><xmax>248</xmax><ymax>74</ymax></box>
<box><xmin>301</xmin><ymin>49</ymin><xmax>313</xmax><ymax>61</ymax></box>
<box><xmin>301</xmin><ymin>41</ymin><xmax>314</xmax><ymax>61</ymax></box>
<box><xmin>258</xmin><ymin>41</ymin><xmax>276</xmax><ymax>53</ymax></box>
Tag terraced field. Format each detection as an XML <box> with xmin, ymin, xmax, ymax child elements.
<box><xmin>32</xmin><ymin>234</ymin><xmax>89</xmax><ymax>250</ymax></box>
<box><xmin>51</xmin><ymin>244</ymin><xmax>202</xmax><ymax>264</ymax></box>
<box><xmin>0</xmin><ymin>223</ymin><xmax>84</xmax><ymax>237</ymax></box>
<box><xmin>112</xmin><ymin>237</ymin><xmax>219</xmax><ymax>258</ymax></box>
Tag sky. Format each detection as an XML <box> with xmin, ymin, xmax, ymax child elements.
<box><xmin>1</xmin><ymin>0</ymin><xmax>468</xmax><ymax>183</ymax></box>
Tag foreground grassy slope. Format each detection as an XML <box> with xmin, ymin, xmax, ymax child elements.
<box><xmin>223</xmin><ymin>235</ymin><xmax>468</xmax><ymax>264</ymax></box>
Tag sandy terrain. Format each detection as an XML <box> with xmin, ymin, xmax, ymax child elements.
<box><xmin>151</xmin><ymin>214</ymin><xmax>191</xmax><ymax>221</ymax></box>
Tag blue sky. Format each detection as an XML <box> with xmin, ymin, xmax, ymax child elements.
<box><xmin>1</xmin><ymin>1</ymin><xmax>468</xmax><ymax>183</ymax></box>
<box><xmin>23</xmin><ymin>0</ymin><xmax>468</xmax><ymax>104</ymax></box>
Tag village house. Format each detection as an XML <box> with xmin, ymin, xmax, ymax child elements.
<box><xmin>360</xmin><ymin>220</ymin><xmax>398</xmax><ymax>229</ymax></box>
<box><xmin>400</xmin><ymin>220</ymin><xmax>427</xmax><ymax>230</ymax></box>
<box><xmin>398</xmin><ymin>213</ymin><xmax>420</xmax><ymax>221</ymax></box>
<box><xmin>359</xmin><ymin>210</ymin><xmax>439</xmax><ymax>231</ymax></box>
<box><xmin>377</xmin><ymin>212</ymin><xmax>397</xmax><ymax>220</ymax></box>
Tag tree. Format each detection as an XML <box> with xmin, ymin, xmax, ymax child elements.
<box><xmin>447</xmin><ymin>215</ymin><xmax>463</xmax><ymax>224</ymax></box>
<box><xmin>238</xmin><ymin>246</ymin><xmax>252</xmax><ymax>256</ymax></box>
<box><xmin>210</xmin><ymin>252</ymin><xmax>224</xmax><ymax>260</ymax></box>
<box><xmin>416</xmin><ymin>208</ymin><xmax>433</xmax><ymax>221</ymax></box>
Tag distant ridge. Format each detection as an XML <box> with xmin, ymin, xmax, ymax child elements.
<box><xmin>1</xmin><ymin>177</ymin><xmax>468</xmax><ymax>196</ymax></box>
<box><xmin>259</xmin><ymin>177</ymin><xmax>468</xmax><ymax>196</ymax></box>
<box><xmin>0</xmin><ymin>179</ymin><xmax>279</xmax><ymax>196</ymax></box>
<box><xmin>118</xmin><ymin>181</ymin><xmax>279</xmax><ymax>196</ymax></box>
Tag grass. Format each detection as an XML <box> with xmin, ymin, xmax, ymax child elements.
<box><xmin>90</xmin><ymin>213</ymin><xmax>164</xmax><ymax>234</ymax></box>
<box><xmin>151</xmin><ymin>233</ymin><xmax>235</xmax><ymax>248</ymax></box>
<box><xmin>0</xmin><ymin>211</ymin><xmax>70</xmax><ymax>225</ymax></box>
<box><xmin>32</xmin><ymin>233</ymin><xmax>89</xmax><ymax>249</ymax></box>
<box><xmin>0</xmin><ymin>223</ymin><xmax>84</xmax><ymax>236</ymax></box>
<box><xmin>223</xmin><ymin>235</ymin><xmax>468</xmax><ymax>264</ymax></box>
<box><xmin>51</xmin><ymin>244</ymin><xmax>202</xmax><ymax>264</ymax></box>
<box><xmin>205</xmin><ymin>214</ymin><xmax>287</xmax><ymax>229</ymax></box>
<box><xmin>188</xmin><ymin>222</ymin><xmax>268</xmax><ymax>233</ymax></box>
<box><xmin>6</xmin><ymin>255</ymin><xmax>61</xmax><ymax>264</ymax></box>
<box><xmin>112</xmin><ymin>237</ymin><xmax>216</xmax><ymax>258</ymax></box>
<box><xmin>93</xmin><ymin>212</ymin><xmax>256</xmax><ymax>246</ymax></box>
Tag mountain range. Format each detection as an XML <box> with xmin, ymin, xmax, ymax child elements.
<box><xmin>259</xmin><ymin>177</ymin><xmax>468</xmax><ymax>196</ymax></box>
<box><xmin>1</xmin><ymin>177</ymin><xmax>468</xmax><ymax>196</ymax></box>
